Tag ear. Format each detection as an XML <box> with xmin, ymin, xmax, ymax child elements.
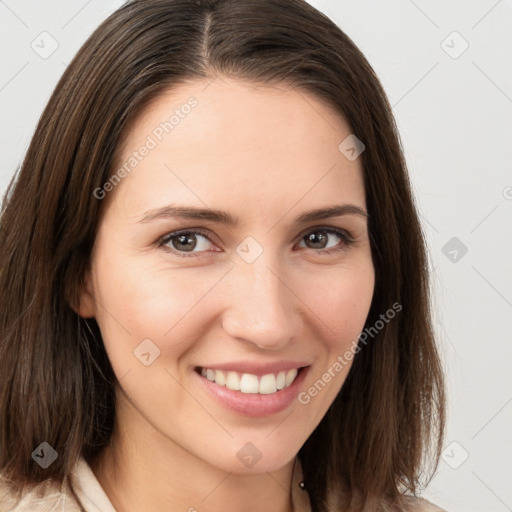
<box><xmin>70</xmin><ymin>270</ymin><xmax>97</xmax><ymax>319</ymax></box>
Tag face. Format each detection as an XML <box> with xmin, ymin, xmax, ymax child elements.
<box><xmin>78</xmin><ymin>76</ymin><xmax>375</xmax><ymax>474</ymax></box>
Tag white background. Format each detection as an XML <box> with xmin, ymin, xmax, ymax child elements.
<box><xmin>1</xmin><ymin>1</ymin><xmax>511</xmax><ymax>511</ymax></box>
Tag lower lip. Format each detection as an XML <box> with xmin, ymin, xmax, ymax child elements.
<box><xmin>194</xmin><ymin>366</ymin><xmax>310</xmax><ymax>418</ymax></box>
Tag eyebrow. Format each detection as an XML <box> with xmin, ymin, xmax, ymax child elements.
<box><xmin>138</xmin><ymin>204</ymin><xmax>368</xmax><ymax>225</ymax></box>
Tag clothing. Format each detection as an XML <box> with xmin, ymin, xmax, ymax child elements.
<box><xmin>0</xmin><ymin>456</ymin><xmax>445</xmax><ymax>511</ymax></box>
<box><xmin>0</xmin><ymin>457</ymin><xmax>115</xmax><ymax>512</ymax></box>
<box><xmin>0</xmin><ymin>456</ymin><xmax>309</xmax><ymax>512</ymax></box>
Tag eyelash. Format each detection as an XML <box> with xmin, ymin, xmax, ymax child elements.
<box><xmin>155</xmin><ymin>226</ymin><xmax>355</xmax><ymax>258</ymax></box>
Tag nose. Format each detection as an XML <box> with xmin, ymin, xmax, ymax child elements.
<box><xmin>221</xmin><ymin>255</ymin><xmax>302</xmax><ymax>351</ymax></box>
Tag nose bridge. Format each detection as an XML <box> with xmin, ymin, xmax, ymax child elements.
<box><xmin>221</xmin><ymin>248</ymin><xmax>300</xmax><ymax>349</ymax></box>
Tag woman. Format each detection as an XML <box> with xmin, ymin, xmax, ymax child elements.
<box><xmin>0</xmin><ymin>0</ymin><xmax>446</xmax><ymax>510</ymax></box>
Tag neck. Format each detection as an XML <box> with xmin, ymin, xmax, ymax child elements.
<box><xmin>89</xmin><ymin>392</ymin><xmax>296</xmax><ymax>512</ymax></box>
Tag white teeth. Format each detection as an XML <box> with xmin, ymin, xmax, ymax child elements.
<box><xmin>226</xmin><ymin>371</ymin><xmax>241</xmax><ymax>391</ymax></box>
<box><xmin>259</xmin><ymin>373</ymin><xmax>277</xmax><ymax>394</ymax></box>
<box><xmin>214</xmin><ymin>369</ymin><xmax>226</xmax><ymax>386</ymax></box>
<box><xmin>240</xmin><ymin>373</ymin><xmax>259</xmax><ymax>393</ymax></box>
<box><xmin>285</xmin><ymin>368</ymin><xmax>298</xmax><ymax>387</ymax></box>
<box><xmin>199</xmin><ymin>367</ymin><xmax>301</xmax><ymax>394</ymax></box>
<box><xmin>276</xmin><ymin>371</ymin><xmax>286</xmax><ymax>390</ymax></box>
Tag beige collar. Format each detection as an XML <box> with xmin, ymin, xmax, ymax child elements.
<box><xmin>71</xmin><ymin>455</ymin><xmax>312</xmax><ymax>512</ymax></box>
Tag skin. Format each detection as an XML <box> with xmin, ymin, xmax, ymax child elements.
<box><xmin>76</xmin><ymin>75</ymin><xmax>375</xmax><ymax>512</ymax></box>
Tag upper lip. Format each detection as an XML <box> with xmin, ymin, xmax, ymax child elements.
<box><xmin>195</xmin><ymin>360</ymin><xmax>311</xmax><ymax>376</ymax></box>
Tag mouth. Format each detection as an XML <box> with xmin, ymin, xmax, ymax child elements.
<box><xmin>194</xmin><ymin>366</ymin><xmax>305</xmax><ymax>395</ymax></box>
<box><xmin>193</xmin><ymin>363</ymin><xmax>310</xmax><ymax>417</ymax></box>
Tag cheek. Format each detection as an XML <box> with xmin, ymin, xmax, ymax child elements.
<box><xmin>92</xmin><ymin>254</ymin><xmax>228</xmax><ymax>362</ymax></box>
<box><xmin>295</xmin><ymin>262</ymin><xmax>375</xmax><ymax>348</ymax></box>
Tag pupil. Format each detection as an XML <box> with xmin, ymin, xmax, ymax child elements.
<box><xmin>171</xmin><ymin>231</ymin><xmax>329</xmax><ymax>252</ymax></box>
<box><xmin>174</xmin><ymin>233</ymin><xmax>196</xmax><ymax>252</ymax></box>
<box><xmin>307</xmin><ymin>231</ymin><xmax>327</xmax><ymax>248</ymax></box>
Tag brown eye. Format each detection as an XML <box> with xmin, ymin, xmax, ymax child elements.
<box><xmin>156</xmin><ymin>226</ymin><xmax>354</xmax><ymax>259</ymax></box>
<box><xmin>297</xmin><ymin>228</ymin><xmax>354</xmax><ymax>254</ymax></box>
<box><xmin>158</xmin><ymin>229</ymin><xmax>215</xmax><ymax>256</ymax></box>
<box><xmin>170</xmin><ymin>232</ymin><xmax>199</xmax><ymax>252</ymax></box>
<box><xmin>303</xmin><ymin>230</ymin><xmax>329</xmax><ymax>249</ymax></box>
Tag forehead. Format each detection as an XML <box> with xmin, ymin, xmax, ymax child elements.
<box><xmin>109</xmin><ymin>76</ymin><xmax>365</xmax><ymax>221</ymax></box>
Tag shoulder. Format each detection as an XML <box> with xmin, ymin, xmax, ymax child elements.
<box><xmin>1</xmin><ymin>458</ymin><xmax>116</xmax><ymax>512</ymax></box>
<box><xmin>0</xmin><ymin>471</ymin><xmax>82</xmax><ymax>512</ymax></box>
<box><xmin>402</xmin><ymin>495</ymin><xmax>448</xmax><ymax>512</ymax></box>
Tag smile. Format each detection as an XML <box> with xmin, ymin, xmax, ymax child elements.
<box><xmin>197</xmin><ymin>367</ymin><xmax>301</xmax><ymax>395</ymax></box>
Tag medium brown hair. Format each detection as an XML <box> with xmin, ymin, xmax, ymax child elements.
<box><xmin>0</xmin><ymin>0</ymin><xmax>445</xmax><ymax>510</ymax></box>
